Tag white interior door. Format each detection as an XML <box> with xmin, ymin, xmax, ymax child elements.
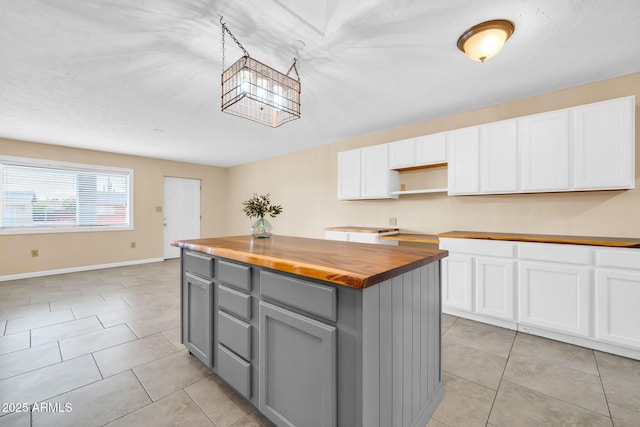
<box><xmin>163</xmin><ymin>177</ymin><xmax>200</xmax><ymax>259</ymax></box>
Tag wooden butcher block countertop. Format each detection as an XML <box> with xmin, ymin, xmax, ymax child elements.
<box><xmin>438</xmin><ymin>231</ymin><xmax>640</xmax><ymax>248</ymax></box>
<box><xmin>172</xmin><ymin>235</ymin><xmax>447</xmax><ymax>289</ymax></box>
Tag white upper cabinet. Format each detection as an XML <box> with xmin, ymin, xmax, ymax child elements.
<box><xmin>361</xmin><ymin>144</ymin><xmax>398</xmax><ymax>199</ymax></box>
<box><xmin>447</xmin><ymin>127</ymin><xmax>480</xmax><ymax>195</ymax></box>
<box><xmin>337</xmin><ymin>96</ymin><xmax>634</xmax><ymax>200</ymax></box>
<box><xmin>389</xmin><ymin>133</ymin><xmax>447</xmax><ymax>170</ymax></box>
<box><xmin>518</xmin><ymin>110</ymin><xmax>570</xmax><ymax>192</ymax></box>
<box><xmin>388</xmin><ymin>138</ymin><xmax>416</xmax><ymax>169</ymax></box>
<box><xmin>481</xmin><ymin>120</ymin><xmax>518</xmax><ymax>193</ymax></box>
<box><xmin>337</xmin><ymin>149</ymin><xmax>361</xmax><ymax>200</ymax></box>
<box><xmin>416</xmin><ymin>133</ymin><xmax>447</xmax><ymax>165</ymax></box>
<box><xmin>338</xmin><ymin>145</ymin><xmax>398</xmax><ymax>200</ymax></box>
<box><xmin>573</xmin><ymin>96</ymin><xmax>635</xmax><ymax>190</ymax></box>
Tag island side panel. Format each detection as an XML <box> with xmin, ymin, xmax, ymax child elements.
<box><xmin>362</xmin><ymin>262</ymin><xmax>443</xmax><ymax>427</ymax></box>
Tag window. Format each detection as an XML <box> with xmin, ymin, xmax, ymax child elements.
<box><xmin>0</xmin><ymin>156</ymin><xmax>133</xmax><ymax>234</ymax></box>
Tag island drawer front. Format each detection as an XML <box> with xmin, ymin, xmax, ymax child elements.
<box><xmin>218</xmin><ymin>310</ymin><xmax>251</xmax><ymax>360</ymax></box>
<box><xmin>217</xmin><ymin>344</ymin><xmax>251</xmax><ymax>399</ymax></box>
<box><xmin>219</xmin><ymin>260</ymin><xmax>251</xmax><ymax>291</ymax></box>
<box><xmin>260</xmin><ymin>271</ymin><xmax>337</xmax><ymax>322</ymax></box>
<box><xmin>218</xmin><ymin>285</ymin><xmax>252</xmax><ymax>321</ymax></box>
<box><xmin>184</xmin><ymin>251</ymin><xmax>214</xmax><ymax>279</ymax></box>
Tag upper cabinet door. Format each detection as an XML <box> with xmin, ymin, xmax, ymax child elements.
<box><xmin>448</xmin><ymin>127</ymin><xmax>480</xmax><ymax>195</ymax></box>
<box><xmin>481</xmin><ymin>120</ymin><xmax>518</xmax><ymax>194</ymax></box>
<box><xmin>337</xmin><ymin>148</ymin><xmax>361</xmax><ymax>200</ymax></box>
<box><xmin>573</xmin><ymin>96</ymin><xmax>635</xmax><ymax>190</ymax></box>
<box><xmin>389</xmin><ymin>138</ymin><xmax>416</xmax><ymax>169</ymax></box>
<box><xmin>416</xmin><ymin>133</ymin><xmax>447</xmax><ymax>165</ymax></box>
<box><xmin>362</xmin><ymin>144</ymin><xmax>397</xmax><ymax>199</ymax></box>
<box><xmin>519</xmin><ymin>110</ymin><xmax>570</xmax><ymax>192</ymax></box>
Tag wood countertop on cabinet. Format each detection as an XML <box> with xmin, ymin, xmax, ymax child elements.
<box><xmin>172</xmin><ymin>235</ymin><xmax>447</xmax><ymax>289</ymax></box>
<box><xmin>324</xmin><ymin>226</ymin><xmax>399</xmax><ymax>233</ymax></box>
<box><xmin>438</xmin><ymin>231</ymin><xmax>640</xmax><ymax>248</ymax></box>
<box><xmin>378</xmin><ymin>233</ymin><xmax>440</xmax><ymax>244</ymax></box>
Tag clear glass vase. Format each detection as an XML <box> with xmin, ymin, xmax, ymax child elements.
<box><xmin>251</xmin><ymin>217</ymin><xmax>273</xmax><ymax>238</ymax></box>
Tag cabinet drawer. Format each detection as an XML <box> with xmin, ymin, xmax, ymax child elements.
<box><xmin>595</xmin><ymin>248</ymin><xmax>640</xmax><ymax>270</ymax></box>
<box><xmin>184</xmin><ymin>251</ymin><xmax>214</xmax><ymax>279</ymax></box>
<box><xmin>218</xmin><ymin>285</ymin><xmax>251</xmax><ymax>321</ymax></box>
<box><xmin>218</xmin><ymin>344</ymin><xmax>251</xmax><ymax>399</ymax></box>
<box><xmin>518</xmin><ymin>242</ymin><xmax>591</xmax><ymax>265</ymax></box>
<box><xmin>260</xmin><ymin>271</ymin><xmax>337</xmax><ymax>322</ymax></box>
<box><xmin>219</xmin><ymin>260</ymin><xmax>251</xmax><ymax>291</ymax></box>
<box><xmin>218</xmin><ymin>310</ymin><xmax>251</xmax><ymax>360</ymax></box>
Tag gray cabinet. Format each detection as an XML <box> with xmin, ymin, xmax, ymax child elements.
<box><xmin>179</xmin><ymin>249</ymin><xmax>443</xmax><ymax>427</ymax></box>
<box><xmin>216</xmin><ymin>260</ymin><xmax>253</xmax><ymax>399</ymax></box>
<box><xmin>182</xmin><ymin>272</ymin><xmax>214</xmax><ymax>368</ymax></box>
<box><xmin>259</xmin><ymin>301</ymin><xmax>337</xmax><ymax>427</ymax></box>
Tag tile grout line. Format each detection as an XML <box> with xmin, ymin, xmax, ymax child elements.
<box><xmin>183</xmin><ymin>385</ymin><xmax>219</xmax><ymax>427</ymax></box>
<box><xmin>593</xmin><ymin>350</ymin><xmax>615</xmax><ymax>422</ymax></box>
<box><xmin>483</xmin><ymin>328</ymin><xmax>518</xmax><ymax>425</ymax></box>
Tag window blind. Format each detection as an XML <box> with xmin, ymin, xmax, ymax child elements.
<box><xmin>0</xmin><ymin>156</ymin><xmax>132</xmax><ymax>233</ymax></box>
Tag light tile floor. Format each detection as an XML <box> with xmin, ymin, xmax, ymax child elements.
<box><xmin>0</xmin><ymin>260</ymin><xmax>638</xmax><ymax>426</ymax></box>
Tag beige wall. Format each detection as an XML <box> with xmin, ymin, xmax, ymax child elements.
<box><xmin>2</xmin><ymin>72</ymin><xmax>639</xmax><ymax>276</ymax></box>
<box><xmin>226</xmin><ymin>72</ymin><xmax>640</xmax><ymax>240</ymax></box>
<box><xmin>0</xmin><ymin>139</ymin><xmax>228</xmax><ymax>276</ymax></box>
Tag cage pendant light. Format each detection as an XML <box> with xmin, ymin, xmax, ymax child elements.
<box><xmin>220</xmin><ymin>17</ymin><xmax>301</xmax><ymax>127</ymax></box>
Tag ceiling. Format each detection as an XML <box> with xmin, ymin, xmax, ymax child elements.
<box><xmin>1</xmin><ymin>0</ymin><xmax>640</xmax><ymax>167</ymax></box>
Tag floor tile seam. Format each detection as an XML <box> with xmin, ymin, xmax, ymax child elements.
<box><xmin>442</xmin><ymin>370</ymin><xmax>498</xmax><ymax>395</ymax></box>
<box><xmin>454</xmin><ymin>319</ymin><xmax>518</xmax><ymax>337</ymax></box>
<box><xmin>92</xmin><ymin>352</ymin><xmax>106</xmax><ymax>380</ymax></box>
<box><xmin>499</xmin><ymin>378</ymin><xmax>614</xmax><ymax>420</ymax></box>
<box><xmin>508</xmin><ymin>346</ymin><xmax>601</xmax><ymax>378</ymax></box>
<box><xmin>0</xmin><ymin>305</ymin><xmax>54</xmax><ymax>323</ymax></box>
<box><xmin>443</xmin><ymin>336</ymin><xmax>512</xmax><ymax>360</ymax></box>
<box><xmin>485</xmin><ymin>327</ymin><xmax>517</xmax><ymax>425</ymax></box>
<box><xmin>56</xmin><ymin>319</ymin><xmax>125</xmax><ymax>345</ymax></box>
<box><xmin>28</xmin><ymin>314</ymin><xmax>104</xmax><ymax>339</ymax></box>
<box><xmin>95</xmin><ymin>370</ymin><xmax>154</xmax><ymax>427</ymax></box>
<box><xmin>11</xmin><ymin>369</ymin><xmax>105</xmax><ymax>409</ymax></box>
<box><xmin>59</xmin><ymin>328</ymin><xmax>139</xmax><ymax>361</ymax></box>
<box><xmin>0</xmin><ymin>348</ymin><xmax>64</xmax><ymax>382</ymax></box>
<box><xmin>5</xmin><ymin>308</ymin><xmax>75</xmax><ymax>334</ymax></box>
<box><xmin>594</xmin><ymin>353</ymin><xmax>615</xmax><ymax>421</ymax></box>
<box><xmin>428</xmin><ymin>415</ymin><xmax>452</xmax><ymax>426</ymax></box>
<box><xmin>442</xmin><ymin>316</ymin><xmax>459</xmax><ymax>335</ymax></box>
<box><xmin>182</xmin><ymin>385</ymin><xmax>225</xmax><ymax>427</ymax></box>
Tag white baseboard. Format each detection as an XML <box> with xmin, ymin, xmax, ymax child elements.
<box><xmin>0</xmin><ymin>258</ymin><xmax>165</xmax><ymax>282</ymax></box>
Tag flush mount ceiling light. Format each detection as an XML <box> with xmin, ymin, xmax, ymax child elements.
<box><xmin>220</xmin><ymin>17</ymin><xmax>301</xmax><ymax>128</ymax></box>
<box><xmin>457</xmin><ymin>19</ymin><xmax>515</xmax><ymax>62</ymax></box>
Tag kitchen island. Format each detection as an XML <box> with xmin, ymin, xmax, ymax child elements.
<box><xmin>172</xmin><ymin>235</ymin><xmax>448</xmax><ymax>427</ymax></box>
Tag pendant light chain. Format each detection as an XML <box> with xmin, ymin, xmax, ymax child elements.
<box><xmin>286</xmin><ymin>57</ymin><xmax>300</xmax><ymax>82</ymax></box>
<box><xmin>220</xmin><ymin>16</ymin><xmax>249</xmax><ymax>62</ymax></box>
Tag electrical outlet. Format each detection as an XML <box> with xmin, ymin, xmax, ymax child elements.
<box><xmin>389</xmin><ymin>217</ymin><xmax>397</xmax><ymax>226</ymax></box>
<box><xmin>130</xmin><ymin>242</ymin><xmax>136</xmax><ymax>249</ymax></box>
<box><xmin>31</xmin><ymin>249</ymin><xmax>39</xmax><ymax>257</ymax></box>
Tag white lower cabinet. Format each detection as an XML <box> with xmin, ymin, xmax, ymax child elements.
<box><xmin>594</xmin><ymin>247</ymin><xmax>640</xmax><ymax>349</ymax></box>
<box><xmin>441</xmin><ymin>238</ymin><xmax>640</xmax><ymax>359</ymax></box>
<box><xmin>518</xmin><ymin>261</ymin><xmax>591</xmax><ymax>337</ymax></box>
<box><xmin>476</xmin><ymin>257</ymin><xmax>515</xmax><ymax>321</ymax></box>
<box><xmin>595</xmin><ymin>269</ymin><xmax>640</xmax><ymax>348</ymax></box>
<box><xmin>324</xmin><ymin>230</ymin><xmax>399</xmax><ymax>245</ymax></box>
<box><xmin>442</xmin><ymin>254</ymin><xmax>474</xmax><ymax>312</ymax></box>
